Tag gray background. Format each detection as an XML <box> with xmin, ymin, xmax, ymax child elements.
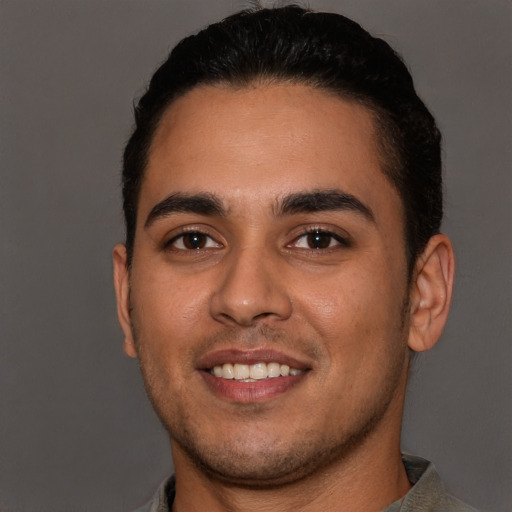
<box><xmin>0</xmin><ymin>1</ymin><xmax>510</xmax><ymax>511</ymax></box>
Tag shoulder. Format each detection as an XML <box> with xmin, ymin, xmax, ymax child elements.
<box><xmin>398</xmin><ymin>454</ymin><xmax>480</xmax><ymax>512</ymax></box>
<box><xmin>131</xmin><ymin>476</ymin><xmax>175</xmax><ymax>512</ymax></box>
<box><xmin>435</xmin><ymin>494</ymin><xmax>481</xmax><ymax>512</ymax></box>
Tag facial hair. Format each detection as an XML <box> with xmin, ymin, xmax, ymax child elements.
<box><xmin>132</xmin><ymin>313</ymin><xmax>410</xmax><ymax>489</ymax></box>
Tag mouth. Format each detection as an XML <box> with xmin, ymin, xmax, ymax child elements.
<box><xmin>210</xmin><ymin>362</ymin><xmax>303</xmax><ymax>381</ymax></box>
<box><xmin>198</xmin><ymin>349</ymin><xmax>311</xmax><ymax>402</ymax></box>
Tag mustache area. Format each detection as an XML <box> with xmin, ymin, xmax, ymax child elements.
<box><xmin>188</xmin><ymin>323</ymin><xmax>322</xmax><ymax>368</ymax></box>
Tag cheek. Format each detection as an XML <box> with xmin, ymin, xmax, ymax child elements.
<box><xmin>136</xmin><ymin>264</ymin><xmax>208</xmax><ymax>314</ymax></box>
<box><xmin>130</xmin><ymin>267</ymin><xmax>211</xmax><ymax>358</ymax></box>
<box><xmin>131</xmin><ymin>276</ymin><xmax>207</xmax><ymax>400</ymax></box>
<box><xmin>293</xmin><ymin>265</ymin><xmax>406</xmax><ymax>352</ymax></box>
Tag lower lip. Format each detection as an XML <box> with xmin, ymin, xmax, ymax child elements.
<box><xmin>200</xmin><ymin>371</ymin><xmax>306</xmax><ymax>403</ymax></box>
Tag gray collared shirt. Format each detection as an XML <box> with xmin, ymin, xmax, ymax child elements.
<box><xmin>133</xmin><ymin>454</ymin><xmax>479</xmax><ymax>512</ymax></box>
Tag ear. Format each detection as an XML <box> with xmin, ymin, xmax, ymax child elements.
<box><xmin>113</xmin><ymin>243</ymin><xmax>138</xmax><ymax>358</ymax></box>
<box><xmin>408</xmin><ymin>234</ymin><xmax>455</xmax><ymax>352</ymax></box>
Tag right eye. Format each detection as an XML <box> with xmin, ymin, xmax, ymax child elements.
<box><xmin>167</xmin><ymin>232</ymin><xmax>222</xmax><ymax>251</ymax></box>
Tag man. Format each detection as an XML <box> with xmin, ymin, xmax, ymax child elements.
<box><xmin>113</xmin><ymin>6</ymin><xmax>477</xmax><ymax>511</ymax></box>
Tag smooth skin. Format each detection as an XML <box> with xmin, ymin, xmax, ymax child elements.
<box><xmin>114</xmin><ymin>83</ymin><xmax>454</xmax><ymax>512</ymax></box>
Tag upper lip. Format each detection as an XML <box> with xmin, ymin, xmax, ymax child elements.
<box><xmin>196</xmin><ymin>348</ymin><xmax>312</xmax><ymax>371</ymax></box>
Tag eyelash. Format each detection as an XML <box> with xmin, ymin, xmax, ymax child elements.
<box><xmin>163</xmin><ymin>226</ymin><xmax>350</xmax><ymax>253</ymax></box>
<box><xmin>289</xmin><ymin>228</ymin><xmax>350</xmax><ymax>251</ymax></box>
<box><xmin>163</xmin><ymin>229</ymin><xmax>222</xmax><ymax>252</ymax></box>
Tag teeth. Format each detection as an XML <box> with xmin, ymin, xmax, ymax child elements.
<box><xmin>249</xmin><ymin>362</ymin><xmax>267</xmax><ymax>380</ymax></box>
<box><xmin>211</xmin><ymin>362</ymin><xmax>303</xmax><ymax>380</ymax></box>
<box><xmin>222</xmin><ymin>363</ymin><xmax>234</xmax><ymax>380</ymax></box>
<box><xmin>267</xmin><ymin>362</ymin><xmax>281</xmax><ymax>378</ymax></box>
<box><xmin>233</xmin><ymin>363</ymin><xmax>250</xmax><ymax>380</ymax></box>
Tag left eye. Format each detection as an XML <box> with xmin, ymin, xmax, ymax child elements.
<box><xmin>292</xmin><ymin>230</ymin><xmax>345</xmax><ymax>250</ymax></box>
<box><xmin>169</xmin><ymin>232</ymin><xmax>221</xmax><ymax>250</ymax></box>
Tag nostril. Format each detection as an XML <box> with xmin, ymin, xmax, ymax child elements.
<box><xmin>254</xmin><ymin>312</ymin><xmax>274</xmax><ymax>320</ymax></box>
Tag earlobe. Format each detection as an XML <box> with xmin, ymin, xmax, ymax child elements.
<box><xmin>408</xmin><ymin>234</ymin><xmax>455</xmax><ymax>352</ymax></box>
<box><xmin>113</xmin><ymin>243</ymin><xmax>138</xmax><ymax>358</ymax></box>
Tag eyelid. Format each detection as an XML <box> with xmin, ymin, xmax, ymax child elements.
<box><xmin>162</xmin><ymin>225</ymin><xmax>224</xmax><ymax>251</ymax></box>
<box><xmin>287</xmin><ymin>225</ymin><xmax>352</xmax><ymax>249</ymax></box>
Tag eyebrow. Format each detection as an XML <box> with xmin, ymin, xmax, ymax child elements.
<box><xmin>144</xmin><ymin>188</ymin><xmax>374</xmax><ymax>228</ymax></box>
<box><xmin>276</xmin><ymin>189</ymin><xmax>374</xmax><ymax>221</ymax></box>
<box><xmin>144</xmin><ymin>192</ymin><xmax>225</xmax><ymax>228</ymax></box>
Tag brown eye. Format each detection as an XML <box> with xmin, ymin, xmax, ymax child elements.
<box><xmin>290</xmin><ymin>229</ymin><xmax>349</xmax><ymax>250</ymax></box>
<box><xmin>182</xmin><ymin>233</ymin><xmax>207</xmax><ymax>250</ymax></box>
<box><xmin>168</xmin><ymin>231</ymin><xmax>222</xmax><ymax>251</ymax></box>
<box><xmin>306</xmin><ymin>232</ymin><xmax>333</xmax><ymax>249</ymax></box>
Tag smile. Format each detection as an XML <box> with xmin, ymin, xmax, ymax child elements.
<box><xmin>198</xmin><ymin>349</ymin><xmax>310</xmax><ymax>401</ymax></box>
<box><xmin>210</xmin><ymin>362</ymin><xmax>303</xmax><ymax>381</ymax></box>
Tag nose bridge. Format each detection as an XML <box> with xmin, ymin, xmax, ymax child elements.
<box><xmin>210</xmin><ymin>243</ymin><xmax>292</xmax><ymax>326</ymax></box>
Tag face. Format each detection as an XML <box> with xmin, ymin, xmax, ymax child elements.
<box><xmin>115</xmin><ymin>84</ymin><xmax>414</xmax><ymax>486</ymax></box>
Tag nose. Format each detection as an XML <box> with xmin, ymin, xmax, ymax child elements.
<box><xmin>209</xmin><ymin>247</ymin><xmax>293</xmax><ymax>327</ymax></box>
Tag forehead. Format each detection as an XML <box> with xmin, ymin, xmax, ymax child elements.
<box><xmin>141</xmin><ymin>83</ymin><xmax>401</xmax><ymax>221</ymax></box>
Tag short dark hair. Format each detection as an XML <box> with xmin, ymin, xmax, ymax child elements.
<box><xmin>122</xmin><ymin>5</ymin><xmax>442</xmax><ymax>273</ymax></box>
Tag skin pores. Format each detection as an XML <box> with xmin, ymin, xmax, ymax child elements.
<box><xmin>115</xmin><ymin>84</ymin><xmax>413</xmax><ymax>491</ymax></box>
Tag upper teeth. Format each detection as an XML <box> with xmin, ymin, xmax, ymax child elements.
<box><xmin>212</xmin><ymin>362</ymin><xmax>302</xmax><ymax>380</ymax></box>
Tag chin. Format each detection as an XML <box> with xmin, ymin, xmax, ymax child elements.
<box><xmin>169</xmin><ymin>414</ymin><xmax>384</xmax><ymax>489</ymax></box>
<box><xmin>175</xmin><ymin>438</ymin><xmax>330</xmax><ymax>488</ymax></box>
